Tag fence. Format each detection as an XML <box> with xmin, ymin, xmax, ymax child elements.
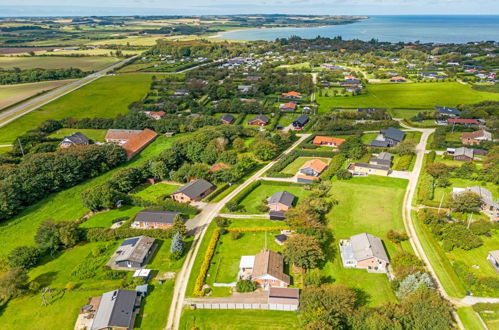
<box><xmin>188</xmin><ymin>302</ymin><xmax>298</xmax><ymax>311</ymax></box>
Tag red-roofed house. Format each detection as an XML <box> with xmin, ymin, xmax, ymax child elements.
<box><xmin>281</xmin><ymin>91</ymin><xmax>302</xmax><ymax>100</ymax></box>
<box><xmin>448</xmin><ymin>118</ymin><xmax>479</xmax><ymax>126</ymax></box>
<box><xmin>313</xmin><ymin>136</ymin><xmax>346</xmax><ymax>147</ymax></box>
<box><xmin>280</xmin><ymin>102</ymin><xmax>298</xmax><ymax>111</ymax></box>
<box><xmin>122</xmin><ymin>129</ymin><xmax>158</xmax><ymax>160</ymax></box>
<box><xmin>146</xmin><ymin>111</ymin><xmax>166</xmax><ymax>120</ymax></box>
<box><xmin>299</xmin><ymin>159</ymin><xmax>328</xmax><ymax>177</ymax></box>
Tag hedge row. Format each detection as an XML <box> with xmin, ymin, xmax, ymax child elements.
<box><xmin>266</xmin><ymin>151</ymin><xmax>300</xmax><ymax>176</ymax></box>
<box><xmin>417</xmin><ymin>174</ymin><xmax>434</xmax><ymax>203</ymax></box>
<box><xmin>204</xmin><ymin>183</ymin><xmax>230</xmax><ymax>202</ymax></box>
<box><xmin>321</xmin><ymin>154</ymin><xmax>346</xmax><ymax>180</ymax></box>
<box><xmin>228</xmin><ymin>226</ymin><xmax>289</xmax><ymax>232</ymax></box>
<box><xmin>193</xmin><ymin>228</ymin><xmax>220</xmax><ymax>296</ymax></box>
<box><xmin>133</xmin><ymin>197</ymin><xmax>199</xmax><ymax>215</ymax></box>
<box><xmin>229</xmin><ymin>180</ymin><xmax>262</xmax><ymax>206</ymax></box>
<box><xmin>297</xmin><ymin>150</ymin><xmax>334</xmax><ymax>158</ymax></box>
<box><xmin>393</xmin><ymin>155</ymin><xmax>413</xmax><ymax>171</ymax></box>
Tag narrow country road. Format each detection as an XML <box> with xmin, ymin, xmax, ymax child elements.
<box><xmin>166</xmin><ymin>134</ymin><xmax>310</xmax><ymax>330</ymax></box>
<box><xmin>0</xmin><ymin>55</ymin><xmax>138</xmax><ymax>128</ymax></box>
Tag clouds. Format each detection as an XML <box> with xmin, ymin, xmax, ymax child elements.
<box><xmin>0</xmin><ymin>0</ymin><xmax>497</xmax><ymax>15</ymax></box>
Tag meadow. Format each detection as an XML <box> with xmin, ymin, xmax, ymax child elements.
<box><xmin>0</xmin><ymin>135</ymin><xmax>181</xmax><ymax>258</ymax></box>
<box><xmin>0</xmin><ymin>79</ymin><xmax>74</xmax><ymax>110</ymax></box>
<box><xmin>0</xmin><ymin>55</ymin><xmax>120</xmax><ymax>71</ymax></box>
<box><xmin>132</xmin><ymin>182</ymin><xmax>182</xmax><ymax>202</ymax></box>
<box><xmin>0</xmin><ymin>73</ymin><xmax>155</xmax><ymax>145</ymax></box>
<box><xmin>322</xmin><ymin>176</ymin><xmax>409</xmax><ymax>306</ymax></box>
<box><xmin>48</xmin><ymin>128</ymin><xmax>107</xmax><ymax>142</ymax></box>
<box><xmin>317</xmin><ymin>82</ymin><xmax>499</xmax><ymax>112</ymax></box>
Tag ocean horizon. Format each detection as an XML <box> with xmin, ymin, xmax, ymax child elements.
<box><xmin>214</xmin><ymin>15</ymin><xmax>499</xmax><ymax>44</ymax></box>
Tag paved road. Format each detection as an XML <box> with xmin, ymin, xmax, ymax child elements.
<box><xmin>0</xmin><ymin>56</ymin><xmax>138</xmax><ymax>128</ymax></box>
<box><xmin>166</xmin><ymin>134</ymin><xmax>310</xmax><ymax>330</ymax></box>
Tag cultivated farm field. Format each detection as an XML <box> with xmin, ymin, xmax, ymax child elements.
<box><xmin>0</xmin><ymin>79</ymin><xmax>75</xmax><ymax>110</ymax></box>
<box><xmin>317</xmin><ymin>82</ymin><xmax>499</xmax><ymax>112</ymax></box>
<box><xmin>0</xmin><ymin>73</ymin><xmax>155</xmax><ymax>145</ymax></box>
<box><xmin>0</xmin><ymin>55</ymin><xmax>120</xmax><ymax>71</ymax></box>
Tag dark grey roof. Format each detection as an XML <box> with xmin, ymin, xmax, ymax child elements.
<box><xmin>249</xmin><ymin>114</ymin><xmax>269</xmax><ymax>124</ymax></box>
<box><xmin>134</xmin><ymin>210</ymin><xmax>180</xmax><ymax>224</ymax></box>
<box><xmin>91</xmin><ymin>289</ymin><xmax>136</xmax><ymax>330</ymax></box>
<box><xmin>377</xmin><ymin>152</ymin><xmax>393</xmax><ymax>161</ymax></box>
<box><xmin>61</xmin><ymin>132</ymin><xmax>89</xmax><ymax>145</ymax></box>
<box><xmin>269</xmin><ymin>211</ymin><xmax>286</xmax><ymax>220</ymax></box>
<box><xmin>115</xmin><ymin>236</ymin><xmax>154</xmax><ymax>264</ymax></box>
<box><xmin>435</xmin><ymin>106</ymin><xmax>460</xmax><ymax>116</ymax></box>
<box><xmin>268</xmin><ymin>191</ymin><xmax>295</xmax><ymax>207</ymax></box>
<box><xmin>220</xmin><ymin>114</ymin><xmax>235</xmax><ymax>123</ymax></box>
<box><xmin>173</xmin><ymin>179</ymin><xmax>215</xmax><ymax>199</ymax></box>
<box><xmin>381</xmin><ymin>127</ymin><xmax>405</xmax><ymax>142</ymax></box>
<box><xmin>293</xmin><ymin>115</ymin><xmax>309</xmax><ymax>126</ymax></box>
<box><xmin>369</xmin><ymin>140</ymin><xmax>390</xmax><ymax>147</ymax></box>
<box><xmin>369</xmin><ymin>158</ymin><xmax>392</xmax><ymax>167</ymax></box>
<box><xmin>350</xmin><ymin>233</ymin><xmax>389</xmax><ymax>263</ymax></box>
<box><xmin>353</xmin><ymin>162</ymin><xmax>390</xmax><ymax>171</ymax></box>
<box><xmin>274</xmin><ymin>234</ymin><xmax>288</xmax><ymax>242</ymax></box>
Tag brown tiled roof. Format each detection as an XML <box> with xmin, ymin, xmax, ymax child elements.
<box><xmin>210</xmin><ymin>163</ymin><xmax>229</xmax><ymax>172</ymax></box>
<box><xmin>313</xmin><ymin>136</ymin><xmax>346</xmax><ymax>146</ymax></box>
<box><xmin>301</xmin><ymin>159</ymin><xmax>328</xmax><ymax>173</ymax></box>
<box><xmin>462</xmin><ymin>130</ymin><xmax>485</xmax><ymax>139</ymax></box>
<box><xmin>253</xmin><ymin>250</ymin><xmax>290</xmax><ymax>284</ymax></box>
<box><xmin>268</xmin><ymin>287</ymin><xmax>300</xmax><ymax>305</ymax></box>
<box><xmin>122</xmin><ymin>129</ymin><xmax>157</xmax><ymax>159</ymax></box>
<box><xmin>105</xmin><ymin>129</ymin><xmax>142</xmax><ymax>141</ymax></box>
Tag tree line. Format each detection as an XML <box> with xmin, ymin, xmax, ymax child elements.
<box><xmin>0</xmin><ymin>67</ymin><xmax>87</xmax><ymax>85</ymax></box>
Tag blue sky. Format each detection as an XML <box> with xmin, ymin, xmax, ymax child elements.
<box><xmin>0</xmin><ymin>0</ymin><xmax>498</xmax><ymax>16</ymax></box>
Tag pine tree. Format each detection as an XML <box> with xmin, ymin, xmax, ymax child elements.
<box><xmin>171</xmin><ymin>216</ymin><xmax>188</xmax><ymax>237</ymax></box>
<box><xmin>170</xmin><ymin>232</ymin><xmax>185</xmax><ymax>260</ymax></box>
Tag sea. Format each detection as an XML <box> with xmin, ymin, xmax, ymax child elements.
<box><xmin>213</xmin><ymin>15</ymin><xmax>499</xmax><ymax>44</ymax></box>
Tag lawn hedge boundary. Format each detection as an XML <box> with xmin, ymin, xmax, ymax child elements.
<box><xmin>204</xmin><ymin>183</ymin><xmax>230</xmax><ymax>202</ymax></box>
<box><xmin>194</xmin><ymin>228</ymin><xmax>220</xmax><ymax>296</ymax></box>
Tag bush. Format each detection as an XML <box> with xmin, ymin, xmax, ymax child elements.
<box><xmin>236</xmin><ymin>280</ymin><xmax>257</xmax><ymax>293</ymax></box>
<box><xmin>387</xmin><ymin>230</ymin><xmax>409</xmax><ymax>244</ymax></box>
<box><xmin>321</xmin><ymin>154</ymin><xmax>346</xmax><ymax>180</ymax></box>
<box><xmin>8</xmin><ymin>246</ymin><xmax>40</xmax><ymax>269</ymax></box>
<box><xmin>230</xmin><ymin>231</ymin><xmax>242</xmax><ymax>240</ymax></box>
<box><xmin>336</xmin><ymin>169</ymin><xmax>352</xmax><ymax>180</ymax></box>
<box><xmin>304</xmin><ymin>268</ymin><xmax>324</xmax><ymax>286</ymax></box>
<box><xmin>393</xmin><ymin>155</ymin><xmax>413</xmax><ymax>171</ymax></box>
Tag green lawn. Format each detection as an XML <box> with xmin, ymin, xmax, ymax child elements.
<box><xmin>0</xmin><ymin>135</ymin><xmax>181</xmax><ymax>258</ymax></box>
<box><xmin>391</xmin><ymin>108</ymin><xmax>436</xmax><ymax>119</ymax></box>
<box><xmin>322</xmin><ymin>176</ymin><xmax>409</xmax><ymax>306</ymax></box>
<box><xmin>238</xmin><ymin>182</ymin><xmax>312</xmax><ymax>214</ymax></box>
<box><xmin>80</xmin><ymin>206</ymin><xmax>144</xmax><ymax>228</ymax></box>
<box><xmin>281</xmin><ymin>157</ymin><xmax>331</xmax><ymax>175</ymax></box>
<box><xmin>48</xmin><ymin>128</ymin><xmax>108</xmax><ymax>142</ymax></box>
<box><xmin>457</xmin><ymin>307</ymin><xmax>486</xmax><ymax>330</ymax></box>
<box><xmin>206</xmin><ymin>230</ymin><xmax>284</xmax><ymax>296</ymax></box>
<box><xmin>317</xmin><ymin>82</ymin><xmax>499</xmax><ymax>112</ymax></box>
<box><xmin>277</xmin><ymin>113</ymin><xmax>295</xmax><ymax>127</ymax></box>
<box><xmin>474</xmin><ymin>303</ymin><xmax>499</xmax><ymax>329</ymax></box>
<box><xmin>0</xmin><ymin>74</ymin><xmax>155</xmax><ymax>145</ymax></box>
<box><xmin>180</xmin><ymin>309</ymin><xmax>300</xmax><ymax>330</ymax></box>
<box><xmin>0</xmin><ymin>55</ymin><xmax>120</xmax><ymax>70</ymax></box>
<box><xmin>0</xmin><ymin>238</ymin><xmax>183</xmax><ymax>330</ymax></box>
<box><xmin>361</xmin><ymin>132</ymin><xmax>378</xmax><ymax>144</ymax></box>
<box><xmin>133</xmin><ymin>182</ymin><xmax>181</xmax><ymax>202</ymax></box>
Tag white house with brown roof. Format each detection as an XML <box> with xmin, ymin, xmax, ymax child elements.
<box><xmin>461</xmin><ymin>129</ymin><xmax>492</xmax><ymax>145</ymax></box>
<box><xmin>339</xmin><ymin>233</ymin><xmax>389</xmax><ymax>273</ymax></box>
<box><xmin>238</xmin><ymin>250</ymin><xmax>290</xmax><ymax>289</ymax></box>
<box><xmin>299</xmin><ymin>159</ymin><xmax>328</xmax><ymax>177</ymax></box>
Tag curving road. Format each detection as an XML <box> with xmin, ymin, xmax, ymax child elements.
<box><xmin>165</xmin><ymin>134</ymin><xmax>310</xmax><ymax>330</ymax></box>
<box><xmin>0</xmin><ymin>56</ymin><xmax>138</xmax><ymax>128</ymax></box>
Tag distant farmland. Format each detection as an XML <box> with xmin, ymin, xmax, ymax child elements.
<box><xmin>0</xmin><ymin>55</ymin><xmax>120</xmax><ymax>71</ymax></box>
<box><xmin>0</xmin><ymin>79</ymin><xmax>74</xmax><ymax>110</ymax></box>
<box><xmin>0</xmin><ymin>73</ymin><xmax>156</xmax><ymax>145</ymax></box>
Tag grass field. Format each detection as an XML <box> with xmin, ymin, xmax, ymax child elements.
<box><xmin>281</xmin><ymin>157</ymin><xmax>331</xmax><ymax>175</ymax></box>
<box><xmin>80</xmin><ymin>206</ymin><xmax>144</xmax><ymax>228</ymax></box>
<box><xmin>238</xmin><ymin>182</ymin><xmax>312</xmax><ymax>214</ymax></box>
<box><xmin>180</xmin><ymin>310</ymin><xmax>299</xmax><ymax>330</ymax></box>
<box><xmin>0</xmin><ymin>238</ymin><xmax>183</xmax><ymax>330</ymax></box>
<box><xmin>89</xmin><ymin>36</ymin><xmax>164</xmax><ymax>46</ymax></box>
<box><xmin>474</xmin><ymin>303</ymin><xmax>499</xmax><ymax>329</ymax></box>
<box><xmin>206</xmin><ymin>230</ymin><xmax>284</xmax><ymax>296</ymax></box>
<box><xmin>0</xmin><ymin>135</ymin><xmax>182</xmax><ymax>258</ymax></box>
<box><xmin>132</xmin><ymin>182</ymin><xmax>181</xmax><ymax>202</ymax></box>
<box><xmin>0</xmin><ymin>79</ymin><xmax>75</xmax><ymax>110</ymax></box>
<box><xmin>317</xmin><ymin>82</ymin><xmax>499</xmax><ymax>112</ymax></box>
<box><xmin>391</xmin><ymin>108</ymin><xmax>437</xmax><ymax>119</ymax></box>
<box><xmin>0</xmin><ymin>56</ymin><xmax>120</xmax><ymax>70</ymax></box>
<box><xmin>457</xmin><ymin>307</ymin><xmax>486</xmax><ymax>330</ymax></box>
<box><xmin>48</xmin><ymin>128</ymin><xmax>107</xmax><ymax>142</ymax></box>
<box><xmin>38</xmin><ymin>48</ymin><xmax>144</xmax><ymax>56</ymax></box>
<box><xmin>0</xmin><ymin>74</ymin><xmax>155</xmax><ymax>145</ymax></box>
<box><xmin>322</xmin><ymin>176</ymin><xmax>409</xmax><ymax>306</ymax></box>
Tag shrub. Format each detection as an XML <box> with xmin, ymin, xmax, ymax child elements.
<box><xmin>65</xmin><ymin>282</ymin><xmax>77</xmax><ymax>292</ymax></box>
<box><xmin>193</xmin><ymin>229</ymin><xmax>220</xmax><ymax>296</ymax></box>
<box><xmin>230</xmin><ymin>231</ymin><xmax>242</xmax><ymax>240</ymax></box>
<box><xmin>236</xmin><ymin>280</ymin><xmax>257</xmax><ymax>293</ymax></box>
<box><xmin>336</xmin><ymin>169</ymin><xmax>352</xmax><ymax>180</ymax></box>
<box><xmin>304</xmin><ymin>268</ymin><xmax>324</xmax><ymax>287</ymax></box>
<box><xmin>8</xmin><ymin>246</ymin><xmax>40</xmax><ymax>269</ymax></box>
<box><xmin>393</xmin><ymin>154</ymin><xmax>413</xmax><ymax>171</ymax></box>
<box><xmin>387</xmin><ymin>230</ymin><xmax>409</xmax><ymax>244</ymax></box>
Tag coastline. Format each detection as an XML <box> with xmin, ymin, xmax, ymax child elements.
<box><xmin>209</xmin><ymin>19</ymin><xmax>367</xmax><ymax>40</ymax></box>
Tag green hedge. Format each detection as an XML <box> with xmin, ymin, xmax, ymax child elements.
<box><xmin>84</xmin><ymin>227</ymin><xmax>175</xmax><ymax>242</ymax></box>
<box><xmin>266</xmin><ymin>151</ymin><xmax>299</xmax><ymax>176</ymax></box>
<box><xmin>229</xmin><ymin>180</ymin><xmax>262</xmax><ymax>206</ymax></box>
<box><xmin>417</xmin><ymin>174</ymin><xmax>434</xmax><ymax>203</ymax></box>
<box><xmin>393</xmin><ymin>155</ymin><xmax>413</xmax><ymax>171</ymax></box>
<box><xmin>321</xmin><ymin>154</ymin><xmax>346</xmax><ymax>180</ymax></box>
<box><xmin>204</xmin><ymin>183</ymin><xmax>230</xmax><ymax>202</ymax></box>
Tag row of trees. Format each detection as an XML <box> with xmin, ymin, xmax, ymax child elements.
<box><xmin>0</xmin><ymin>68</ymin><xmax>86</xmax><ymax>85</ymax></box>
